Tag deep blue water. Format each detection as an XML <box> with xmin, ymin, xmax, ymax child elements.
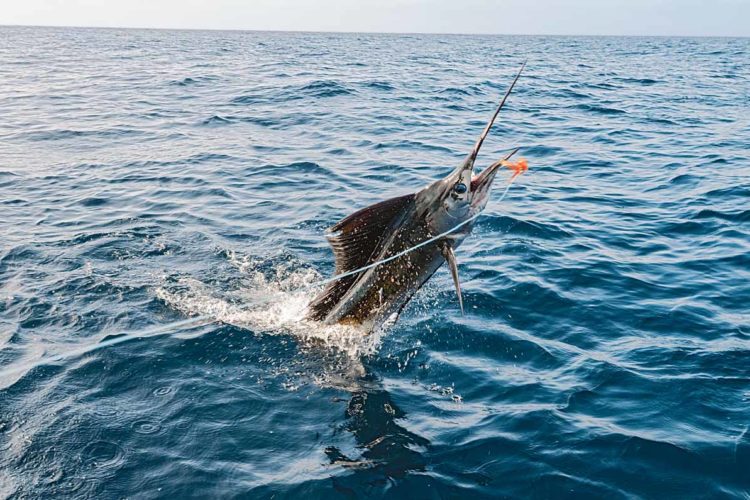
<box><xmin>1</xmin><ymin>26</ymin><xmax>749</xmax><ymax>498</ymax></box>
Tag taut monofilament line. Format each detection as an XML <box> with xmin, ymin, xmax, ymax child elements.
<box><xmin>311</xmin><ymin>165</ymin><xmax>526</xmax><ymax>289</ymax></box>
<box><xmin>0</xmin><ymin>165</ymin><xmax>528</xmax><ymax>382</ymax></box>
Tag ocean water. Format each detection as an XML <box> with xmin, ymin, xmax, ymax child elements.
<box><xmin>1</xmin><ymin>25</ymin><xmax>749</xmax><ymax>498</ymax></box>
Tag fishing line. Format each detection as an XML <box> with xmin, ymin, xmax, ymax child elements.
<box><xmin>310</xmin><ymin>172</ymin><xmax>521</xmax><ymax>288</ymax></box>
<box><xmin>0</xmin><ymin>171</ymin><xmax>524</xmax><ymax>383</ymax></box>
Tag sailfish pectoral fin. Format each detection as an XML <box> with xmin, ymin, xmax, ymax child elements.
<box><xmin>441</xmin><ymin>243</ymin><xmax>464</xmax><ymax>316</ymax></box>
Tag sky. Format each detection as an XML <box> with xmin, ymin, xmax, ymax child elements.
<box><xmin>2</xmin><ymin>0</ymin><xmax>749</xmax><ymax>37</ymax></box>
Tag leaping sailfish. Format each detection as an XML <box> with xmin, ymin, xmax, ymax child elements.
<box><xmin>306</xmin><ymin>63</ymin><xmax>526</xmax><ymax>332</ymax></box>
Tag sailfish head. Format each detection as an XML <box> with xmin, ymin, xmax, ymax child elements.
<box><xmin>419</xmin><ymin>61</ymin><xmax>526</xmax><ymax>236</ymax></box>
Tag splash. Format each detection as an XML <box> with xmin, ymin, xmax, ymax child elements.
<box><xmin>155</xmin><ymin>252</ymin><xmax>385</xmax><ymax>360</ymax></box>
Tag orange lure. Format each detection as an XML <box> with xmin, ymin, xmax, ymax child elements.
<box><xmin>500</xmin><ymin>158</ymin><xmax>529</xmax><ymax>180</ymax></box>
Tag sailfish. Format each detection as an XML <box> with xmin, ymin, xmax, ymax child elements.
<box><xmin>306</xmin><ymin>63</ymin><xmax>526</xmax><ymax>332</ymax></box>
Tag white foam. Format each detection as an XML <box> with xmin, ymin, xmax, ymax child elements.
<box><xmin>155</xmin><ymin>254</ymin><xmax>385</xmax><ymax>359</ymax></box>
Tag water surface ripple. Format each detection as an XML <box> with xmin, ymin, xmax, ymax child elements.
<box><xmin>1</xmin><ymin>27</ymin><xmax>749</xmax><ymax>498</ymax></box>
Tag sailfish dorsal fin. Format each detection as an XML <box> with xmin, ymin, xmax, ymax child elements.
<box><xmin>306</xmin><ymin>193</ymin><xmax>415</xmax><ymax>321</ymax></box>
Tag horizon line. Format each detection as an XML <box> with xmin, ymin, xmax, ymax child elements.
<box><xmin>2</xmin><ymin>23</ymin><xmax>748</xmax><ymax>39</ymax></box>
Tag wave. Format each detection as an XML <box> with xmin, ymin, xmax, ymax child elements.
<box><xmin>23</xmin><ymin>128</ymin><xmax>147</xmax><ymax>141</ymax></box>
<box><xmin>299</xmin><ymin>80</ymin><xmax>354</xmax><ymax>98</ymax></box>
<box><xmin>692</xmin><ymin>208</ymin><xmax>750</xmax><ymax>223</ymax></box>
<box><xmin>573</xmin><ymin>103</ymin><xmax>627</xmax><ymax>115</ymax></box>
<box><xmin>615</xmin><ymin>77</ymin><xmax>660</xmax><ymax>86</ymax></box>
<box><xmin>169</xmin><ymin>75</ymin><xmax>219</xmax><ymax>86</ymax></box>
<box><xmin>201</xmin><ymin>114</ymin><xmax>233</xmax><ymax>126</ymax></box>
<box><xmin>362</xmin><ymin>81</ymin><xmax>394</xmax><ymax>91</ymax></box>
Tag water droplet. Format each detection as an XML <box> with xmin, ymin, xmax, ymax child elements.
<box><xmin>132</xmin><ymin>420</ymin><xmax>162</xmax><ymax>435</ymax></box>
<box><xmin>153</xmin><ymin>386</ymin><xmax>173</xmax><ymax>396</ymax></box>
<box><xmin>80</xmin><ymin>441</ymin><xmax>125</xmax><ymax>478</ymax></box>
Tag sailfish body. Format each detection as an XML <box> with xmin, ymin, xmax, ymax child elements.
<box><xmin>306</xmin><ymin>63</ymin><xmax>526</xmax><ymax>332</ymax></box>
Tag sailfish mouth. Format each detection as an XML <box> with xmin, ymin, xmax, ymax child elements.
<box><xmin>471</xmin><ymin>147</ymin><xmax>520</xmax><ymax>193</ymax></box>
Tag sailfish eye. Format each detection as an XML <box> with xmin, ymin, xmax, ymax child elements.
<box><xmin>453</xmin><ymin>183</ymin><xmax>467</xmax><ymax>194</ymax></box>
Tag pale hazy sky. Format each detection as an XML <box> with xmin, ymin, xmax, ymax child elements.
<box><xmin>2</xmin><ymin>0</ymin><xmax>749</xmax><ymax>37</ymax></box>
